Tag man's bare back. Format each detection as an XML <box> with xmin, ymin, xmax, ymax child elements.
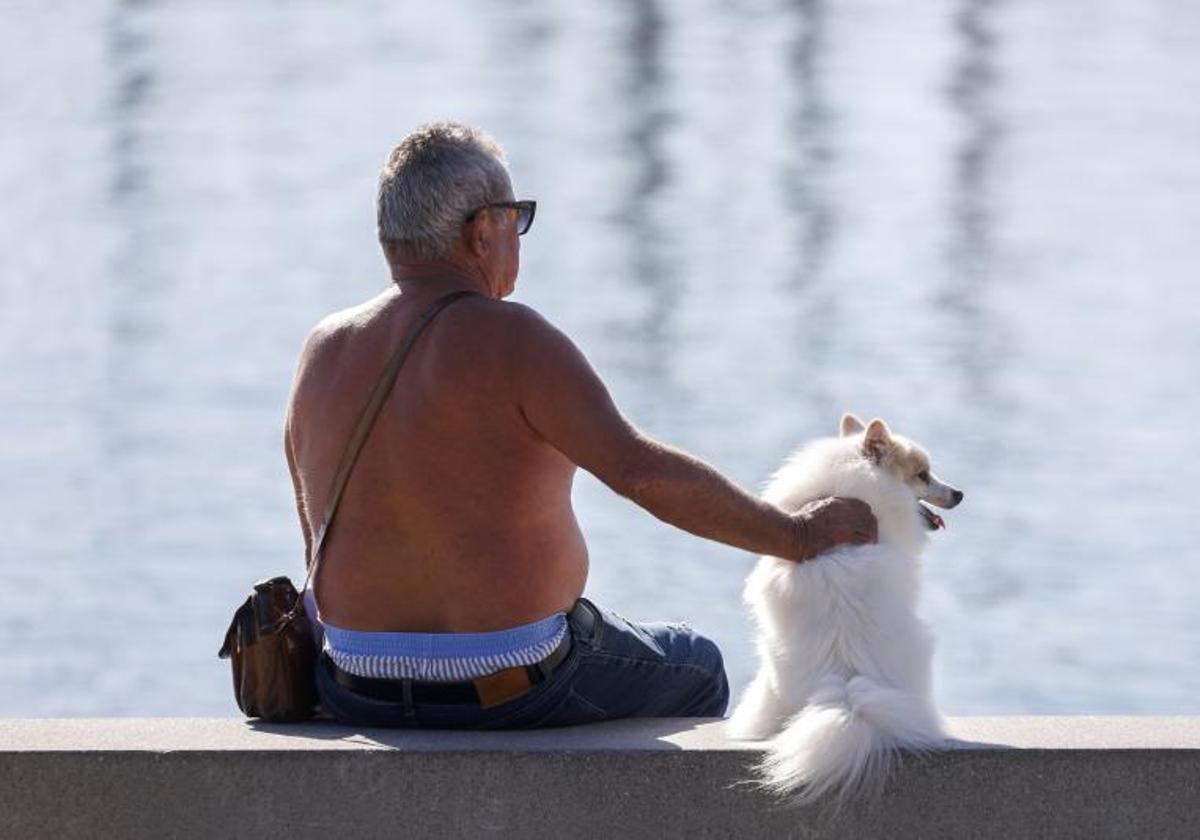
<box><xmin>286</xmin><ymin>285</ymin><xmax>589</xmax><ymax>632</ymax></box>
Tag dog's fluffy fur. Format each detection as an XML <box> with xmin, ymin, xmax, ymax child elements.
<box><xmin>727</xmin><ymin>413</ymin><xmax>962</xmax><ymax>806</ymax></box>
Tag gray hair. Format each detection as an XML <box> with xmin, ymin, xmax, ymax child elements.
<box><xmin>377</xmin><ymin>121</ymin><xmax>512</xmax><ymax>261</ymax></box>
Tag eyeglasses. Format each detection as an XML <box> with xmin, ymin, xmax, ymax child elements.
<box><xmin>464</xmin><ymin>200</ymin><xmax>537</xmax><ymax>236</ymax></box>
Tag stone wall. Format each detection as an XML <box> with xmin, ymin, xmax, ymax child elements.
<box><xmin>2</xmin><ymin>717</ymin><xmax>1198</xmax><ymax>839</ymax></box>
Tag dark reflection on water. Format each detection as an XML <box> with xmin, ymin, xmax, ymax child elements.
<box><xmin>941</xmin><ymin>0</ymin><xmax>1009</xmax><ymax>413</ymax></box>
<box><xmin>104</xmin><ymin>0</ymin><xmax>166</xmax><ymax>450</ymax></box>
<box><xmin>615</xmin><ymin>0</ymin><xmax>681</xmax><ymax>410</ymax></box>
<box><xmin>946</xmin><ymin>0</ymin><xmax>1003</xmax><ymax>283</ymax></box>
<box><xmin>936</xmin><ymin>0</ymin><xmax>1027</xmax><ymax>626</ymax></box>
<box><xmin>782</xmin><ymin>0</ymin><xmax>839</xmax><ymax>416</ymax></box>
<box><xmin>784</xmin><ymin>0</ymin><xmax>836</xmax><ymax>289</ymax></box>
<box><xmin>108</xmin><ymin>14</ymin><xmax>152</xmax><ymax>201</ymax></box>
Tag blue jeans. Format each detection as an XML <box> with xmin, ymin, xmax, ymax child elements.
<box><xmin>314</xmin><ymin>598</ymin><xmax>729</xmax><ymax>728</ymax></box>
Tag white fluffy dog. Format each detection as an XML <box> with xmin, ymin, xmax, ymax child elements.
<box><xmin>727</xmin><ymin>413</ymin><xmax>963</xmax><ymax>806</ymax></box>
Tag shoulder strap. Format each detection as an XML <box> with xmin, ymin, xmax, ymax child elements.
<box><xmin>287</xmin><ymin>289</ymin><xmax>478</xmax><ymax>620</ymax></box>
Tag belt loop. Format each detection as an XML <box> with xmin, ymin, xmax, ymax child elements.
<box><xmin>402</xmin><ymin>678</ymin><xmax>414</xmax><ymax>711</ymax></box>
<box><xmin>570</xmin><ymin>598</ymin><xmax>598</xmax><ymax>644</ymax></box>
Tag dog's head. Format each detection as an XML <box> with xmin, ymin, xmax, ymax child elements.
<box><xmin>840</xmin><ymin>413</ymin><xmax>963</xmax><ymax>531</ymax></box>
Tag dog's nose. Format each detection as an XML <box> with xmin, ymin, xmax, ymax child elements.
<box><xmin>951</xmin><ymin>489</ymin><xmax>964</xmax><ymax>505</ymax></box>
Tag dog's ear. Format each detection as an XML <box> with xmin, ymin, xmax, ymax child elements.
<box><xmin>840</xmin><ymin>413</ymin><xmax>866</xmax><ymax>437</ymax></box>
<box><xmin>862</xmin><ymin>419</ymin><xmax>893</xmax><ymax>463</ymax></box>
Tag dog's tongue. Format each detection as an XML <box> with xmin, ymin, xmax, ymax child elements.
<box><xmin>918</xmin><ymin>502</ymin><xmax>945</xmax><ymax>531</ymax></box>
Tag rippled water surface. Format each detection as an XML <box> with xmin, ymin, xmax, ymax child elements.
<box><xmin>2</xmin><ymin>0</ymin><xmax>1199</xmax><ymax>716</ymax></box>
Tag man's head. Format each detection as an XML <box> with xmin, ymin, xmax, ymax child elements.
<box><xmin>377</xmin><ymin>121</ymin><xmax>526</xmax><ymax>297</ymax></box>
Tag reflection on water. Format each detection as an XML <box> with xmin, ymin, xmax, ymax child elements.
<box><xmin>783</xmin><ymin>0</ymin><xmax>840</xmax><ymax>419</ymax></box>
<box><xmin>947</xmin><ymin>0</ymin><xmax>1002</xmax><ymax>281</ymax></box>
<box><xmin>1</xmin><ymin>0</ymin><xmax>1199</xmax><ymax>716</ymax></box>
<box><xmin>785</xmin><ymin>0</ymin><xmax>836</xmax><ymax>287</ymax></box>
<box><xmin>942</xmin><ymin>0</ymin><xmax>1007</xmax><ymax>412</ymax></box>
<box><xmin>618</xmin><ymin>0</ymin><xmax>680</xmax><ymax>406</ymax></box>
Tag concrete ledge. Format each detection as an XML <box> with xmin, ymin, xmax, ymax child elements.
<box><xmin>3</xmin><ymin>717</ymin><xmax>1199</xmax><ymax>838</ymax></box>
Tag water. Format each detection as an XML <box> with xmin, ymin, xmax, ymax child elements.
<box><xmin>2</xmin><ymin>0</ymin><xmax>1198</xmax><ymax>716</ymax></box>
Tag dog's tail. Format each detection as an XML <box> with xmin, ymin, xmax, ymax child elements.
<box><xmin>758</xmin><ymin>674</ymin><xmax>945</xmax><ymax>807</ymax></box>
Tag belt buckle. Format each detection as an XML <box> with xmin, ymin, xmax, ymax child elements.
<box><xmin>473</xmin><ymin>667</ymin><xmax>533</xmax><ymax>708</ymax></box>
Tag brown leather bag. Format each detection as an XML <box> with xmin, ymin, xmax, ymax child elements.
<box><xmin>218</xmin><ymin>290</ymin><xmax>477</xmax><ymax>721</ymax></box>
<box><xmin>218</xmin><ymin>576</ymin><xmax>317</xmax><ymax>721</ymax></box>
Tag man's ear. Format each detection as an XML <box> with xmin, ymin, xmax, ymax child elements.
<box><xmin>464</xmin><ymin>214</ymin><xmax>491</xmax><ymax>258</ymax></box>
<box><xmin>840</xmin><ymin>413</ymin><xmax>866</xmax><ymax>437</ymax></box>
<box><xmin>862</xmin><ymin>418</ymin><xmax>893</xmax><ymax>463</ymax></box>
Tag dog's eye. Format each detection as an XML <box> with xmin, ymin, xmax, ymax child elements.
<box><xmin>916</xmin><ymin>470</ymin><xmax>930</xmax><ymax>483</ymax></box>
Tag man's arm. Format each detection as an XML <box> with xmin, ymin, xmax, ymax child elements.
<box><xmin>511</xmin><ymin>308</ymin><xmax>876</xmax><ymax>561</ymax></box>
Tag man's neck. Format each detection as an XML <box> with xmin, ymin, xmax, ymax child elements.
<box><xmin>389</xmin><ymin>257</ymin><xmax>492</xmax><ymax>299</ymax></box>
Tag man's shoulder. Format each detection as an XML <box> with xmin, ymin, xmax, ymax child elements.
<box><xmin>445</xmin><ymin>300</ymin><xmax>587</xmax><ymax>395</ymax></box>
<box><xmin>493</xmin><ymin>299</ymin><xmax>573</xmax><ymax>343</ymax></box>
<box><xmin>301</xmin><ymin>295</ymin><xmax>382</xmax><ymax>353</ymax></box>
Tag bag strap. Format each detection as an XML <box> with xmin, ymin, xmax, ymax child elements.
<box><xmin>281</xmin><ymin>288</ymin><xmax>478</xmax><ymax>624</ymax></box>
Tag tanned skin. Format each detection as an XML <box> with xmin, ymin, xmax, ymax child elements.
<box><xmin>284</xmin><ymin>187</ymin><xmax>877</xmax><ymax>633</ymax></box>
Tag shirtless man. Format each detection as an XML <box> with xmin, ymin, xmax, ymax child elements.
<box><xmin>285</xmin><ymin>122</ymin><xmax>877</xmax><ymax>728</ymax></box>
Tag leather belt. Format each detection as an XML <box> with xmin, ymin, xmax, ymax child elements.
<box><xmin>322</xmin><ymin>616</ymin><xmax>577</xmax><ymax>708</ymax></box>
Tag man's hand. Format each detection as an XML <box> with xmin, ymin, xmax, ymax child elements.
<box><xmin>792</xmin><ymin>497</ymin><xmax>878</xmax><ymax>561</ymax></box>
